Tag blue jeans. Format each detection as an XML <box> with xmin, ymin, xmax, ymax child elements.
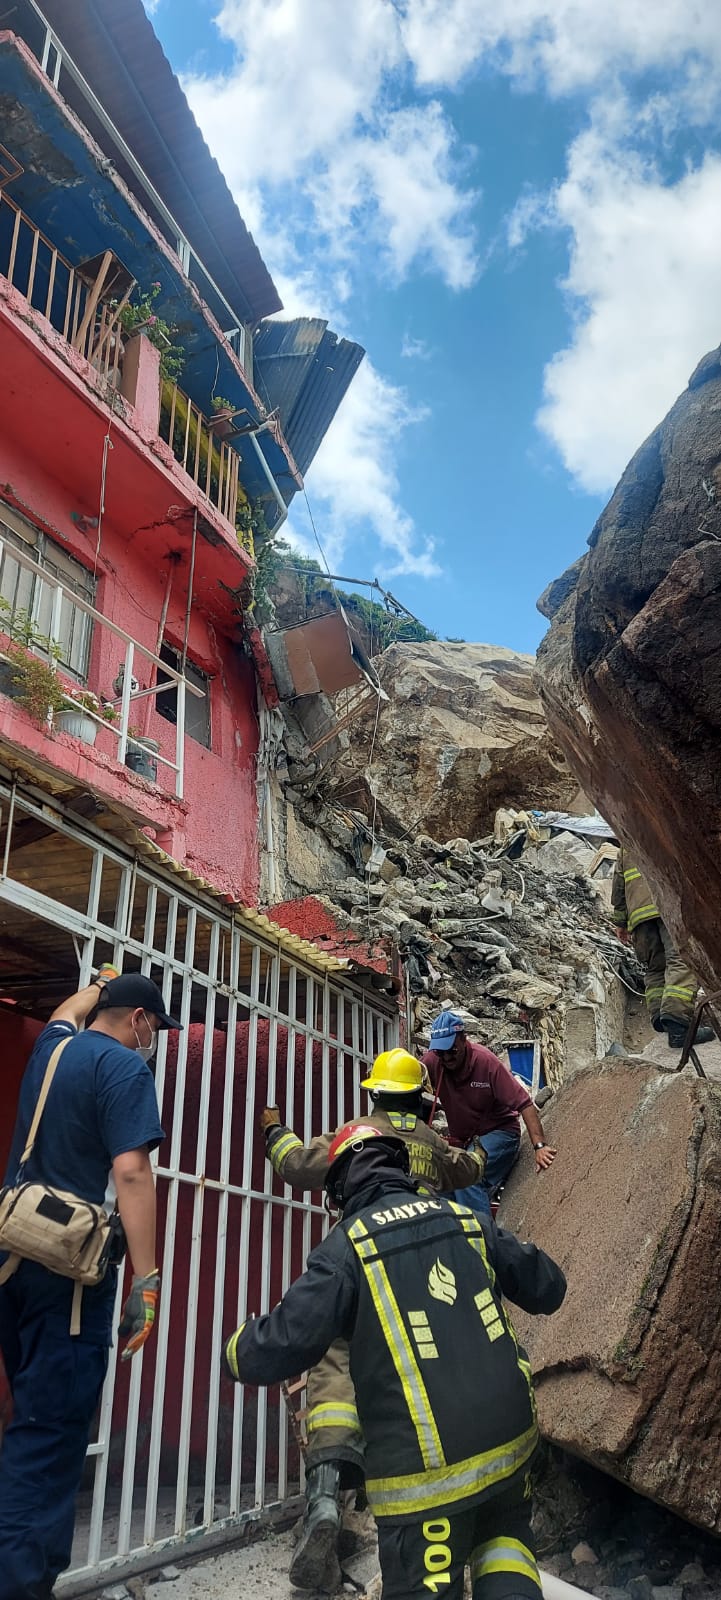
<box><xmin>453</xmin><ymin>1127</ymin><xmax>521</xmax><ymax>1217</ymax></box>
<box><xmin>0</xmin><ymin>1261</ymin><xmax>113</xmax><ymax>1599</ymax></box>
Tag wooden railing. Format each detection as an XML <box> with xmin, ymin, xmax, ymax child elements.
<box><xmin>0</xmin><ymin>190</ymin><xmax>129</xmax><ymax>384</ymax></box>
<box><xmin>159</xmin><ymin>379</ymin><xmax>241</xmax><ymax>527</ymax></box>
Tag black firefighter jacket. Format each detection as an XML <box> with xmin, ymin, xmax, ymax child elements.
<box><xmin>224</xmin><ymin>1167</ymin><xmax>566</xmax><ymax>1525</ymax></box>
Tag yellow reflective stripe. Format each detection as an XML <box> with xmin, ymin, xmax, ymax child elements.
<box><xmin>224</xmin><ymin>1322</ymin><xmax>246</xmax><ymax>1379</ymax></box>
<box><xmin>663</xmin><ymin>987</ymin><xmax>695</xmax><ymax>999</ymax></box>
<box><xmin>387</xmin><ymin>1112</ymin><xmax>416</xmax><ymax>1131</ymax></box>
<box><xmin>354</xmin><ymin>1236</ymin><xmax>379</xmax><ymax>1259</ymax></box>
<box><xmin>268</xmin><ymin>1131</ymin><xmax>303</xmax><ymax>1172</ymax></box>
<box><xmin>645</xmin><ymin>986</ymin><xmax>664</xmax><ymax>998</ymax></box>
<box><xmin>448</xmin><ymin>1201</ymin><xmax>497</xmax><ymax>1289</ymax></box>
<box><xmin>350</xmin><ymin>1242</ymin><xmax>444</xmax><ymax>1471</ymax></box>
<box><xmin>628</xmin><ymin>904</ymin><xmax>659</xmax><ymax>929</ymax></box>
<box><xmin>307</xmin><ymin>1402</ymin><xmax>362</xmax><ymax>1433</ymax></box>
<box><xmin>366</xmin><ymin>1423</ymin><xmax>539</xmax><ymax>1518</ymax></box>
<box><xmin>347</xmin><ymin>1218</ymin><xmax>368</xmax><ymax>1240</ymax></box>
<box><xmin>623</xmin><ymin>868</ymin><xmax>641</xmax><ymax>881</ymax></box>
<box><xmin>472</xmin><ymin>1537</ymin><xmax>541</xmax><ymax>1588</ymax></box>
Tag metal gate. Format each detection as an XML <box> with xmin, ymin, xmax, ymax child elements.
<box><xmin>0</xmin><ymin>775</ymin><xmax>399</xmax><ymax>1587</ymax></box>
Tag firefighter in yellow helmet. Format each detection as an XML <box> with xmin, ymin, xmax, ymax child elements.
<box><xmin>259</xmin><ymin>1046</ymin><xmax>485</xmax><ymax>1591</ymax></box>
<box><xmin>225</xmin><ymin>1121</ymin><xmax>566</xmax><ymax>1600</ymax></box>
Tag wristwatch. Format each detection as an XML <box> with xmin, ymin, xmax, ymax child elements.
<box><xmin>534</xmin><ymin>1142</ymin><xmax>547</xmax><ymax>1151</ymax></box>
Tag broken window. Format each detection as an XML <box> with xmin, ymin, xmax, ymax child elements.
<box><xmin>0</xmin><ymin>504</ymin><xmax>95</xmax><ymax>679</ymax></box>
<box><xmin>156</xmin><ymin>641</ymin><xmax>211</xmax><ymax>749</ymax></box>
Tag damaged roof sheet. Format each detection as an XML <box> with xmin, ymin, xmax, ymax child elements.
<box><xmin>254</xmin><ymin>318</ymin><xmax>365</xmax><ymax>477</ymax></box>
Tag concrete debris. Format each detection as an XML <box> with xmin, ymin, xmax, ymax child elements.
<box><xmin>280</xmin><ymin>789</ymin><xmax>648</xmax><ymax>1082</ymax></box>
<box><xmin>502</xmin><ymin>1058</ymin><xmax>721</xmax><ymax>1534</ymax></box>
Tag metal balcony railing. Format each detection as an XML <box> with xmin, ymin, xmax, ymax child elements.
<box><xmin>159</xmin><ymin>379</ymin><xmax>241</xmax><ymax>528</ymax></box>
<box><xmin>0</xmin><ymin>538</ymin><xmax>204</xmax><ymax>799</ymax></box>
<box><xmin>0</xmin><ymin>189</ymin><xmax>130</xmax><ymax>384</ymax></box>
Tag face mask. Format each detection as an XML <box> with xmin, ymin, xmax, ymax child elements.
<box><xmin>132</xmin><ymin>1010</ymin><xmax>157</xmax><ymax>1063</ymax></box>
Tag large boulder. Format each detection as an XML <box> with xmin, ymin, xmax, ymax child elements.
<box><xmin>501</xmin><ymin>1057</ymin><xmax>721</xmax><ymax>1532</ymax></box>
<box><xmin>536</xmin><ymin>344</ymin><xmax>721</xmax><ymax>992</ymax></box>
<box><xmin>335</xmin><ymin>640</ymin><xmax>577</xmax><ymax>840</ymax></box>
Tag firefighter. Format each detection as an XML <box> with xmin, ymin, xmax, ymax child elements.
<box><xmin>260</xmin><ymin>1047</ymin><xmax>485</xmax><ymax>1591</ymax></box>
<box><xmin>611</xmin><ymin>848</ymin><xmax>713</xmax><ymax>1048</ymax></box>
<box><xmin>224</xmin><ymin>1122</ymin><xmax>566</xmax><ymax>1600</ymax></box>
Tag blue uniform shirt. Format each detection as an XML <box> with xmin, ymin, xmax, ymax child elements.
<box><xmin>4</xmin><ymin>1020</ymin><xmax>165</xmax><ymax>1200</ymax></box>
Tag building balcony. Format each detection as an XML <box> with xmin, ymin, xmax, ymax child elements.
<box><xmin>0</xmin><ymin>531</ymin><xmax>202</xmax><ymax>812</ymax></box>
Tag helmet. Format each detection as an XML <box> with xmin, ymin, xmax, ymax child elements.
<box><xmin>361</xmin><ymin>1048</ymin><xmax>423</xmax><ymax>1095</ymax></box>
<box><xmin>325</xmin><ymin>1121</ymin><xmax>405</xmax><ymax>1206</ymax></box>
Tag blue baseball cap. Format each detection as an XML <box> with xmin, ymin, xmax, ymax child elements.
<box><xmin>430</xmin><ymin>1010</ymin><xmax>465</xmax><ymax>1051</ymax></box>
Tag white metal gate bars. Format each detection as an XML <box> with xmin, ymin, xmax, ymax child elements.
<box><xmin>0</xmin><ymin>773</ymin><xmax>399</xmax><ymax>1586</ymax></box>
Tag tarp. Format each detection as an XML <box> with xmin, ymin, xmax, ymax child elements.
<box><xmin>532</xmin><ymin>811</ymin><xmax>616</xmax><ymax>840</ymax></box>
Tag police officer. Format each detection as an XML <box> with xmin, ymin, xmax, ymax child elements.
<box><xmin>0</xmin><ymin>971</ymin><xmax>181</xmax><ymax>1600</ymax></box>
<box><xmin>225</xmin><ymin>1121</ymin><xmax>566</xmax><ymax>1600</ymax></box>
<box><xmin>260</xmin><ymin>1048</ymin><xmax>484</xmax><ymax>1590</ymax></box>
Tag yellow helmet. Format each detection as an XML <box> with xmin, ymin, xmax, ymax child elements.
<box><xmin>361</xmin><ymin>1048</ymin><xmax>423</xmax><ymax>1095</ymax></box>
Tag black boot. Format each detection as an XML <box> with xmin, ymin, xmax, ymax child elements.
<box><xmin>663</xmin><ymin>1019</ymin><xmax>715</xmax><ymax>1049</ymax></box>
<box><xmin>289</xmin><ymin>1462</ymin><xmax>341</xmax><ymax>1592</ymax></box>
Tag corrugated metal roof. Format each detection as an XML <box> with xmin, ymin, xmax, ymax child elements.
<box><xmin>27</xmin><ymin>0</ymin><xmax>282</xmax><ymax>324</ymax></box>
<box><xmin>254</xmin><ymin>318</ymin><xmax>365</xmax><ymax>477</ymax></box>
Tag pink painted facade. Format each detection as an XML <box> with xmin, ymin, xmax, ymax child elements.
<box><xmin>0</xmin><ymin>276</ymin><xmax>264</xmax><ymax>903</ymax></box>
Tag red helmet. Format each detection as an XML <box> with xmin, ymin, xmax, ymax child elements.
<box><xmin>327</xmin><ymin>1122</ymin><xmax>384</xmax><ymax>1167</ymax></box>
<box><xmin>326</xmin><ymin>1121</ymin><xmax>403</xmax><ymax>1208</ymax></box>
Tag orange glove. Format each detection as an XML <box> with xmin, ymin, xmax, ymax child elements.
<box><xmin>118</xmin><ymin>1271</ymin><xmax>160</xmax><ymax>1360</ymax></box>
<box><xmin>260</xmin><ymin>1106</ymin><xmax>282</xmax><ymax>1135</ymax></box>
<box><xmin>96</xmin><ymin>964</ymin><xmax>120</xmax><ymax>984</ymax></box>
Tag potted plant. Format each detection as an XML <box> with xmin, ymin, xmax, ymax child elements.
<box><xmin>113</xmin><ymin>282</ymin><xmax>185</xmax><ymax>383</ymax></box>
<box><xmin>56</xmin><ymin>688</ymin><xmax>118</xmax><ymax>747</ymax></box>
<box><xmin>125</xmin><ymin>729</ymin><xmax>159</xmax><ymax>782</ymax></box>
<box><xmin>0</xmin><ymin>601</ymin><xmax>66</xmax><ymax>723</ymax></box>
<box><xmin>208</xmin><ymin>395</ymin><xmax>237</xmax><ymax>439</ymax></box>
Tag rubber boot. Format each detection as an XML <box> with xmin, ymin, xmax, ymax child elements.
<box><xmin>289</xmin><ymin>1462</ymin><xmax>341</xmax><ymax>1592</ymax></box>
<box><xmin>663</xmin><ymin>1020</ymin><xmax>714</xmax><ymax>1049</ymax></box>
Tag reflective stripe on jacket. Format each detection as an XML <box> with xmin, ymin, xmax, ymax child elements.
<box><xmin>226</xmin><ymin>1183</ymin><xmax>566</xmax><ymax>1524</ymax></box>
<box><xmin>265</xmin><ymin>1108</ymin><xmax>484</xmax><ymax>1194</ymax></box>
<box><xmin>611</xmin><ymin>847</ymin><xmax>660</xmax><ymax>932</ymax></box>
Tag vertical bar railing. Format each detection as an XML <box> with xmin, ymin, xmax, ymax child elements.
<box><xmin>159</xmin><ymin>381</ymin><xmax>242</xmax><ymax>531</ymax></box>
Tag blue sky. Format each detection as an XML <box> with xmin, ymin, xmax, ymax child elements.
<box><xmin>149</xmin><ymin>0</ymin><xmax>721</xmax><ymax>652</ymax></box>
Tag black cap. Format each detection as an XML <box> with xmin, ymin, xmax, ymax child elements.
<box><xmin>97</xmin><ymin>974</ymin><xmax>182</xmax><ymax>1030</ymax></box>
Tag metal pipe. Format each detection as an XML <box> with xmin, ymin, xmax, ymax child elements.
<box><xmin>181</xmin><ymin>509</ymin><xmax>198</xmax><ymax>675</ymax></box>
<box><xmin>247</xmin><ymin>430</ymin><xmax>288</xmax><ymax>527</ymax></box>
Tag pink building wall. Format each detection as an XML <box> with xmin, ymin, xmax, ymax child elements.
<box><xmin>0</xmin><ymin>315</ymin><xmax>261</xmax><ymax>903</ymax></box>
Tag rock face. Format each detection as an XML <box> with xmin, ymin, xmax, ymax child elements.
<box><xmin>501</xmin><ymin>1057</ymin><xmax>721</xmax><ymax>1533</ymax></box>
<box><xmin>337</xmin><ymin>640</ymin><xmax>577</xmax><ymax>840</ymax></box>
<box><xmin>536</xmin><ymin>344</ymin><xmax>721</xmax><ymax>993</ymax></box>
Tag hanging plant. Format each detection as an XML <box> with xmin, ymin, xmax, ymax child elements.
<box><xmin>113</xmin><ymin>282</ymin><xmax>185</xmax><ymax>382</ymax></box>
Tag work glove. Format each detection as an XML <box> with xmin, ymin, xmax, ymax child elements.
<box><xmin>118</xmin><ymin>1270</ymin><xmax>161</xmax><ymax>1361</ymax></box>
<box><xmin>467</xmin><ymin>1134</ymin><xmax>487</xmax><ymax>1177</ymax></box>
<box><xmin>260</xmin><ymin>1106</ymin><xmax>282</xmax><ymax>1135</ymax></box>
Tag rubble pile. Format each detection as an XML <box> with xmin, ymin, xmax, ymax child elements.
<box><xmin>293</xmin><ymin>797</ymin><xmax>644</xmax><ymax>1076</ymax></box>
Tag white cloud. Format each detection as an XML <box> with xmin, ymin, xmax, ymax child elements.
<box><xmin>401</xmin><ymin>333</ymin><xmax>433</xmax><ymax>360</ymax></box>
<box><xmin>288</xmin><ymin>360</ymin><xmax>439</xmax><ymax>579</ymax></box>
<box><xmin>526</xmin><ymin>117</ymin><xmax>721</xmax><ymax>493</ymax></box>
<box><xmin>184</xmin><ymin>0</ymin><xmax>478</xmax><ymax>291</ymax></box>
<box><xmin>401</xmin><ymin>0</ymin><xmax>721</xmax><ymax>99</ymax></box>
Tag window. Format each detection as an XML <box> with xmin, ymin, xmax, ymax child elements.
<box><xmin>0</xmin><ymin>505</ymin><xmax>95</xmax><ymax>679</ymax></box>
<box><xmin>156</xmin><ymin>642</ymin><xmax>211</xmax><ymax>749</ymax></box>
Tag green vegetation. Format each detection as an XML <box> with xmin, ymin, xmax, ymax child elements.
<box><xmin>269</xmin><ymin>541</ymin><xmax>437</xmax><ymax>647</ymax></box>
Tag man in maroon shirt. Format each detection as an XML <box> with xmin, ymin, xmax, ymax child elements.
<box><xmin>422</xmin><ymin>1009</ymin><xmax>556</xmax><ymax>1216</ymax></box>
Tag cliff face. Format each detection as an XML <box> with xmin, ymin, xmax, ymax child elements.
<box><xmin>536</xmin><ymin>343</ymin><xmax>721</xmax><ymax>993</ymax></box>
<box><xmin>331</xmin><ymin>639</ymin><xmax>578</xmax><ymax>841</ymax></box>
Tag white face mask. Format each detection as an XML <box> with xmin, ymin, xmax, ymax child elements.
<box><xmin>132</xmin><ymin>1010</ymin><xmax>157</xmax><ymax>1063</ymax></box>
